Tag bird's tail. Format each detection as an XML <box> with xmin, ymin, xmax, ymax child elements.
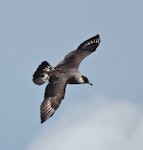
<box><xmin>33</xmin><ymin>61</ymin><xmax>53</xmax><ymax>85</ymax></box>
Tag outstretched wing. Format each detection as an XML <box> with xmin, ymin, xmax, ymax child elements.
<box><xmin>56</xmin><ymin>34</ymin><xmax>100</xmax><ymax>69</ymax></box>
<box><xmin>40</xmin><ymin>77</ymin><xmax>67</xmax><ymax>123</ymax></box>
<box><xmin>33</xmin><ymin>61</ymin><xmax>53</xmax><ymax>85</ymax></box>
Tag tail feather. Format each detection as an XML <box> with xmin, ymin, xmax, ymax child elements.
<box><xmin>33</xmin><ymin>61</ymin><xmax>53</xmax><ymax>85</ymax></box>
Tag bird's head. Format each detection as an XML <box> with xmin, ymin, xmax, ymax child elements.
<box><xmin>81</xmin><ymin>75</ymin><xmax>93</xmax><ymax>86</ymax></box>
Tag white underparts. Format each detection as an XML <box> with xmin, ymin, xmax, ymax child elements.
<box><xmin>78</xmin><ymin>76</ymin><xmax>85</xmax><ymax>83</ymax></box>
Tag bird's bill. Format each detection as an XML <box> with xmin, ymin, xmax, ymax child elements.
<box><xmin>88</xmin><ymin>82</ymin><xmax>93</xmax><ymax>86</ymax></box>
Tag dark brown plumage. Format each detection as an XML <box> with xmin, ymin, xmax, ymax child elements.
<box><xmin>33</xmin><ymin>34</ymin><xmax>100</xmax><ymax>123</ymax></box>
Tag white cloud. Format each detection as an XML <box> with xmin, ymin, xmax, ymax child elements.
<box><xmin>28</xmin><ymin>96</ymin><xmax>143</xmax><ymax>150</ymax></box>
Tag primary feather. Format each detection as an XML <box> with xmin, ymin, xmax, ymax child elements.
<box><xmin>32</xmin><ymin>34</ymin><xmax>100</xmax><ymax>123</ymax></box>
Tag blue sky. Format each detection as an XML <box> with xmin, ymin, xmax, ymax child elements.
<box><xmin>0</xmin><ymin>0</ymin><xmax>143</xmax><ymax>150</ymax></box>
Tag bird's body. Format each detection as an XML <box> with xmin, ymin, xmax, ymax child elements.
<box><xmin>33</xmin><ymin>34</ymin><xmax>100</xmax><ymax>123</ymax></box>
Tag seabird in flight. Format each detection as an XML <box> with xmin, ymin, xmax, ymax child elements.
<box><xmin>33</xmin><ymin>34</ymin><xmax>100</xmax><ymax>123</ymax></box>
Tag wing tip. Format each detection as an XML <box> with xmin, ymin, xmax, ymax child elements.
<box><xmin>77</xmin><ymin>34</ymin><xmax>101</xmax><ymax>51</ymax></box>
<box><xmin>96</xmin><ymin>34</ymin><xmax>100</xmax><ymax>42</ymax></box>
<box><xmin>91</xmin><ymin>34</ymin><xmax>100</xmax><ymax>43</ymax></box>
<box><xmin>40</xmin><ymin>115</ymin><xmax>49</xmax><ymax>124</ymax></box>
<box><xmin>41</xmin><ymin>120</ymin><xmax>44</xmax><ymax>124</ymax></box>
<box><xmin>41</xmin><ymin>119</ymin><xmax>45</xmax><ymax>124</ymax></box>
<box><xmin>40</xmin><ymin>113</ymin><xmax>53</xmax><ymax>124</ymax></box>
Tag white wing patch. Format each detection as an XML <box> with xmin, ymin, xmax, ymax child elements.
<box><xmin>40</xmin><ymin>97</ymin><xmax>55</xmax><ymax>123</ymax></box>
<box><xmin>83</xmin><ymin>37</ymin><xmax>100</xmax><ymax>49</ymax></box>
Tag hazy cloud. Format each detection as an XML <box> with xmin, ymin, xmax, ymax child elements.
<box><xmin>28</xmin><ymin>96</ymin><xmax>143</xmax><ymax>150</ymax></box>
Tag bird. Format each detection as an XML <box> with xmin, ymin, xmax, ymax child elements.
<box><xmin>32</xmin><ymin>34</ymin><xmax>100</xmax><ymax>123</ymax></box>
